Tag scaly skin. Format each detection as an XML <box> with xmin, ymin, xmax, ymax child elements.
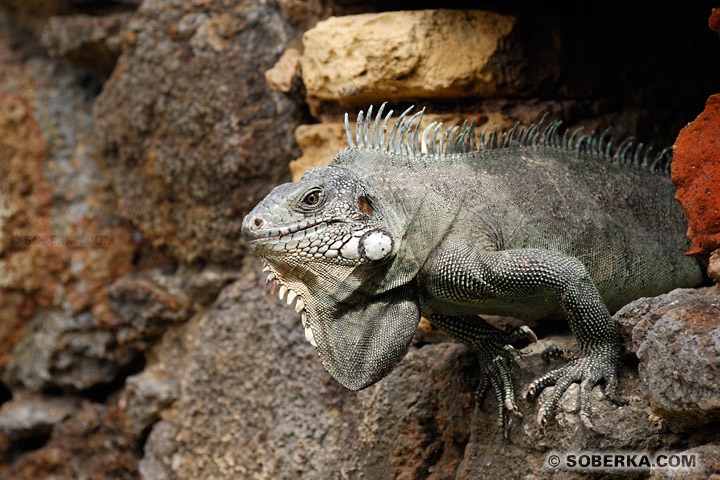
<box><xmin>241</xmin><ymin>104</ymin><xmax>704</xmax><ymax>435</ymax></box>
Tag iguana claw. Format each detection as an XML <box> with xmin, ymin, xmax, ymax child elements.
<box><xmin>527</xmin><ymin>342</ymin><xmax>627</xmax><ymax>434</ymax></box>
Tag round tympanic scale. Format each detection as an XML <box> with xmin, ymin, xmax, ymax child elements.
<box><xmin>360</xmin><ymin>229</ymin><xmax>393</xmax><ymax>262</ymax></box>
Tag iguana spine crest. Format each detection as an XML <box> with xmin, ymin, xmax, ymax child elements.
<box><xmin>344</xmin><ymin>103</ymin><xmax>673</xmax><ymax>173</ymax></box>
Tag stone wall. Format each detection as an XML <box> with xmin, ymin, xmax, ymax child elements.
<box><xmin>0</xmin><ymin>1</ymin><xmax>719</xmax><ymax>479</ymax></box>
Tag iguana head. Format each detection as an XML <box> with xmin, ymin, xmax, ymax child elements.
<box><xmin>242</xmin><ymin>163</ymin><xmax>421</xmax><ymax>390</ymax></box>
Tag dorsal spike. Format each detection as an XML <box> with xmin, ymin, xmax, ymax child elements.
<box><xmin>568</xmin><ymin>126</ymin><xmax>585</xmax><ymax>148</ymax></box>
<box><xmin>421</xmin><ymin>121</ymin><xmax>437</xmax><ymax>155</ymax></box>
<box><xmin>479</xmin><ymin>128</ymin><xmax>487</xmax><ymax>149</ymax></box>
<box><xmin>543</xmin><ymin>121</ymin><xmax>555</xmax><ymax>147</ymax></box>
<box><xmin>404</xmin><ymin>111</ymin><xmax>422</xmax><ymax>155</ymax></box>
<box><xmin>515</xmin><ymin>126</ymin><xmax>526</xmax><ymax>146</ymax></box>
<box><xmin>576</xmin><ymin>135</ymin><xmax>588</xmax><ymax>151</ymax></box>
<box><xmin>586</xmin><ymin>130</ymin><xmax>596</xmax><ymax>151</ymax></box>
<box><xmin>445</xmin><ymin>126</ymin><xmax>459</xmax><ymax>154</ymax></box>
<box><xmin>372</xmin><ymin>103</ymin><xmax>386</xmax><ymax>149</ymax></box>
<box><xmin>622</xmin><ymin>138</ymin><xmax>636</xmax><ymax>163</ymax></box>
<box><xmin>439</xmin><ymin>128</ymin><xmax>449</xmax><ymax>155</ymax></box>
<box><xmin>524</xmin><ymin>124</ymin><xmax>537</xmax><ymax>146</ymax></box>
<box><xmin>380</xmin><ymin>108</ymin><xmax>393</xmax><ymax>151</ymax></box>
<box><xmin>400</xmin><ymin>111</ymin><xmax>421</xmax><ymax>154</ymax></box>
<box><xmin>507</xmin><ymin>122</ymin><xmax>520</xmax><ymax>145</ymax></box>
<box><xmin>454</xmin><ymin>120</ymin><xmax>468</xmax><ymax>152</ymax></box>
<box><xmin>598</xmin><ymin>127</ymin><xmax>612</xmax><ymax>154</ymax></box>
<box><xmin>430</xmin><ymin>122</ymin><xmax>443</xmax><ymax>155</ymax></box>
<box><xmin>492</xmin><ymin>124</ymin><xmax>498</xmax><ymax>148</ymax></box>
<box><xmin>355</xmin><ymin>110</ymin><xmax>364</xmax><ymax>147</ymax></box>
<box><xmin>390</xmin><ymin>106</ymin><xmax>414</xmax><ymax>153</ymax></box>
<box><xmin>651</xmin><ymin>147</ymin><xmax>672</xmax><ymax>172</ymax></box>
<box><xmin>661</xmin><ymin>147</ymin><xmax>673</xmax><ymax>172</ymax></box>
<box><xmin>499</xmin><ymin>131</ymin><xmax>507</xmax><ymax>148</ymax></box>
<box><xmin>561</xmin><ymin>128</ymin><xmax>569</xmax><ymax>148</ymax></box>
<box><xmin>641</xmin><ymin>146</ymin><xmax>654</xmax><ymax>167</ymax></box>
<box><xmin>552</xmin><ymin>121</ymin><xmax>564</xmax><ymax>147</ymax></box>
<box><xmin>614</xmin><ymin>137</ymin><xmax>635</xmax><ymax>163</ymax></box>
<box><xmin>469</xmin><ymin>118</ymin><xmax>477</xmax><ymax>151</ymax></box>
<box><xmin>411</xmin><ymin>107</ymin><xmax>425</xmax><ymax>155</ymax></box>
<box><xmin>363</xmin><ymin>105</ymin><xmax>373</xmax><ymax>147</ymax></box>
<box><xmin>529</xmin><ymin>113</ymin><xmax>549</xmax><ymax>146</ymax></box>
<box><xmin>633</xmin><ymin>142</ymin><xmax>644</xmax><ymax>165</ymax></box>
<box><xmin>604</xmin><ymin>137</ymin><xmax>613</xmax><ymax>157</ymax></box>
<box><xmin>344</xmin><ymin>113</ymin><xmax>355</xmax><ymax>148</ymax></box>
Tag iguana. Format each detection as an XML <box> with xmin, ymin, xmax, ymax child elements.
<box><xmin>241</xmin><ymin>104</ymin><xmax>704</xmax><ymax>434</ymax></box>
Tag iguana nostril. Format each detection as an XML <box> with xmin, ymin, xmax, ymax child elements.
<box><xmin>254</xmin><ymin>217</ymin><xmax>263</xmax><ymax>228</ymax></box>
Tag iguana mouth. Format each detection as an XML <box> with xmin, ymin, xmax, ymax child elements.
<box><xmin>245</xmin><ymin>220</ymin><xmax>330</xmax><ymax>243</ymax></box>
<box><xmin>261</xmin><ymin>262</ymin><xmax>316</xmax><ymax>348</ymax></box>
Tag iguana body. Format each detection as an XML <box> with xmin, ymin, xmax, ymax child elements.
<box><xmin>241</xmin><ymin>105</ymin><xmax>703</xmax><ymax>433</ymax></box>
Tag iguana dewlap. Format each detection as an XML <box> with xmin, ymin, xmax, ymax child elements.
<box><xmin>241</xmin><ymin>104</ymin><xmax>703</xmax><ymax>434</ymax></box>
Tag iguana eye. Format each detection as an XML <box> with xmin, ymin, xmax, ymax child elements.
<box><xmin>302</xmin><ymin>190</ymin><xmax>322</xmax><ymax>206</ymax></box>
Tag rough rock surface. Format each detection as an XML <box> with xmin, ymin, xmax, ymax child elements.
<box><xmin>0</xmin><ymin>9</ymin><xmax>146</xmax><ymax>392</ymax></box>
<box><xmin>649</xmin><ymin>444</ymin><xmax>720</xmax><ymax>480</ymax></box>
<box><xmin>265</xmin><ymin>46</ymin><xmax>303</xmax><ymax>96</ymax></box>
<box><xmin>631</xmin><ymin>288</ymin><xmax>720</xmax><ymax>432</ymax></box>
<box><xmin>94</xmin><ymin>0</ymin><xmax>305</xmax><ymax>265</ymax></box>
<box><xmin>672</xmin><ymin>93</ymin><xmax>720</xmax><ymax>259</ymax></box>
<box><xmin>0</xmin><ymin>400</ymin><xmax>139</xmax><ymax>480</ymax></box>
<box><xmin>301</xmin><ymin>10</ymin><xmax>544</xmax><ymax>102</ymax></box>
<box><xmin>40</xmin><ymin>12</ymin><xmax>132</xmax><ymax>78</ymax></box>
<box><xmin>710</xmin><ymin>249</ymin><xmax>720</xmax><ymax>284</ymax></box>
<box><xmin>0</xmin><ymin>395</ymin><xmax>80</xmax><ymax>442</ymax></box>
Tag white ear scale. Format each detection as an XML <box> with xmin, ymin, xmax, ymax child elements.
<box><xmin>359</xmin><ymin>228</ymin><xmax>394</xmax><ymax>263</ymax></box>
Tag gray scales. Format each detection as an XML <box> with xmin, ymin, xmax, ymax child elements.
<box><xmin>241</xmin><ymin>104</ymin><xmax>704</xmax><ymax>435</ymax></box>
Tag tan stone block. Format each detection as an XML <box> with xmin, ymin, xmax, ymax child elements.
<box><xmin>265</xmin><ymin>47</ymin><xmax>302</xmax><ymax>93</ymax></box>
<box><xmin>301</xmin><ymin>10</ymin><xmax>522</xmax><ymax>101</ymax></box>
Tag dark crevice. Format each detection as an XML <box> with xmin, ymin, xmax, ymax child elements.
<box><xmin>5</xmin><ymin>431</ymin><xmax>53</xmax><ymax>460</ymax></box>
<box><xmin>80</xmin><ymin>353</ymin><xmax>147</xmax><ymax>403</ymax></box>
<box><xmin>0</xmin><ymin>381</ymin><xmax>12</xmax><ymax>407</ymax></box>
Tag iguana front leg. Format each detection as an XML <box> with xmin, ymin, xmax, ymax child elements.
<box><xmin>426</xmin><ymin>313</ymin><xmax>536</xmax><ymax>436</ymax></box>
<box><xmin>424</xmin><ymin>247</ymin><xmax>626</xmax><ymax>433</ymax></box>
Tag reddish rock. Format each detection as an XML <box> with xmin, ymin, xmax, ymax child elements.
<box><xmin>709</xmin><ymin>8</ymin><xmax>720</xmax><ymax>37</ymax></box>
<box><xmin>672</xmin><ymin>93</ymin><xmax>720</xmax><ymax>259</ymax></box>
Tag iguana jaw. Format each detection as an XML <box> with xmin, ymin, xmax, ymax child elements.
<box><xmin>259</xmin><ymin>258</ymin><xmax>318</xmax><ymax>348</ymax></box>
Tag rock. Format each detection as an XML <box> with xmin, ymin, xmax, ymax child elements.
<box><xmin>301</xmin><ymin>10</ymin><xmax>549</xmax><ymax>102</ymax></box>
<box><xmin>649</xmin><ymin>444</ymin><xmax>720</xmax><ymax>480</ymax></box>
<box><xmin>277</xmin><ymin>0</ymin><xmax>332</xmax><ymax>29</ymax></box>
<box><xmin>93</xmin><ymin>0</ymin><xmax>304</xmax><ymax>265</ymax></box>
<box><xmin>0</xmin><ymin>12</ymin><xmax>144</xmax><ymax>388</ymax></box>
<box><xmin>290</xmin><ymin>123</ymin><xmax>347</xmax><ymax>181</ymax></box>
<box><xmin>138</xmin><ymin>421</ymin><xmax>177</xmax><ymax>480</ymax></box>
<box><xmin>40</xmin><ymin>12</ymin><xmax>132</xmax><ymax>78</ymax></box>
<box><xmin>118</xmin><ymin>369</ymin><xmax>180</xmax><ymax>438</ymax></box>
<box><xmin>2</xmin><ymin>267</ymin><xmax>193</xmax><ymax>392</ymax></box>
<box><xmin>0</xmin><ymin>395</ymin><xmax>80</xmax><ymax>442</ymax></box>
<box><xmin>106</xmin><ymin>270</ymin><xmax>194</xmax><ymax>350</ymax></box>
<box><xmin>265</xmin><ymin>46</ymin><xmax>304</xmax><ymax>100</ymax></box>
<box><xmin>633</xmin><ymin>289</ymin><xmax>720</xmax><ymax>432</ymax></box>
<box><xmin>614</xmin><ymin>288</ymin><xmax>716</xmax><ymax>356</ymax></box>
<box><xmin>0</xmin><ymin>401</ymin><xmax>139</xmax><ymax>480</ymax></box>
<box><xmin>709</xmin><ymin>249</ymin><xmax>720</xmax><ymax>284</ymax></box>
<box><xmin>672</xmin><ymin>93</ymin><xmax>720</xmax><ymax>260</ymax></box>
<box><xmin>710</xmin><ymin>8</ymin><xmax>720</xmax><ymax>37</ymax></box>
